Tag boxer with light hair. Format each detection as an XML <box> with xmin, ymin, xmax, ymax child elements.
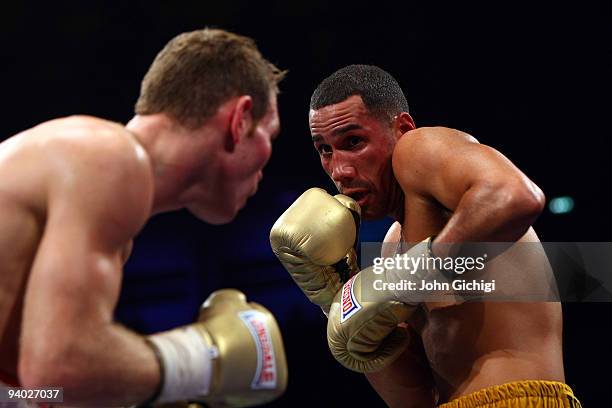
<box><xmin>271</xmin><ymin>65</ymin><xmax>581</xmax><ymax>407</ymax></box>
<box><xmin>0</xmin><ymin>28</ymin><xmax>287</xmax><ymax>406</ymax></box>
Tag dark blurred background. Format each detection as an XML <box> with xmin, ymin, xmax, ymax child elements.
<box><xmin>1</xmin><ymin>0</ymin><xmax>609</xmax><ymax>405</ymax></box>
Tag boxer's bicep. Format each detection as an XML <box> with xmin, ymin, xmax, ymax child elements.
<box><xmin>393</xmin><ymin>127</ymin><xmax>531</xmax><ymax>211</ymax></box>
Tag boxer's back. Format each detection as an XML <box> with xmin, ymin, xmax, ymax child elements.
<box><xmin>0</xmin><ymin>131</ymin><xmax>44</xmax><ymax>376</ymax></box>
<box><xmin>0</xmin><ymin>116</ymin><xmax>143</xmax><ymax>379</ymax></box>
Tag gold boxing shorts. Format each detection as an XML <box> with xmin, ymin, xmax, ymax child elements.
<box><xmin>439</xmin><ymin>380</ymin><xmax>581</xmax><ymax>408</ymax></box>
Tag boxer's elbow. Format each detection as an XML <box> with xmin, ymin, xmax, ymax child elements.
<box><xmin>491</xmin><ymin>178</ymin><xmax>545</xmax><ymax>229</ymax></box>
<box><xmin>506</xmin><ymin>178</ymin><xmax>545</xmax><ymax>221</ymax></box>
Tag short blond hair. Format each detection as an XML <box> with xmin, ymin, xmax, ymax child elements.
<box><xmin>135</xmin><ymin>28</ymin><xmax>285</xmax><ymax>128</ymax></box>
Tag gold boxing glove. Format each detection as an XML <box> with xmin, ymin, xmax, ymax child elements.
<box><xmin>270</xmin><ymin>188</ymin><xmax>361</xmax><ymax>315</ymax></box>
<box><xmin>148</xmin><ymin>289</ymin><xmax>288</xmax><ymax>407</ymax></box>
<box><xmin>327</xmin><ymin>239</ymin><xmax>442</xmax><ymax>373</ymax></box>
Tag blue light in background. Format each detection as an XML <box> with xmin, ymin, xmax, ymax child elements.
<box><xmin>549</xmin><ymin>196</ymin><xmax>575</xmax><ymax>214</ymax></box>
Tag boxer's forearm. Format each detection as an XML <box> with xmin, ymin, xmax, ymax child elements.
<box><xmin>20</xmin><ymin>322</ymin><xmax>160</xmax><ymax>406</ymax></box>
<box><xmin>433</xmin><ymin>180</ymin><xmax>544</xmax><ymax>255</ymax></box>
<box><xmin>365</xmin><ymin>340</ymin><xmax>436</xmax><ymax>408</ymax></box>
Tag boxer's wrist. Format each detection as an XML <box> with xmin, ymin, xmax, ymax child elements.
<box><xmin>428</xmin><ymin>236</ymin><xmax>458</xmax><ymax>279</ymax></box>
<box><xmin>429</xmin><ymin>237</ymin><xmax>463</xmax><ymax>260</ymax></box>
<box><xmin>147</xmin><ymin>326</ymin><xmax>215</xmax><ymax>403</ymax></box>
<box><xmin>385</xmin><ymin>238</ymin><xmax>435</xmax><ymax>292</ymax></box>
<box><xmin>380</xmin><ymin>237</ymin><xmax>461</xmax><ymax>305</ymax></box>
<box><xmin>140</xmin><ymin>338</ymin><xmax>165</xmax><ymax>406</ymax></box>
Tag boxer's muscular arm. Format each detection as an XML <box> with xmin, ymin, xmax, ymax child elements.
<box><xmin>393</xmin><ymin>127</ymin><xmax>545</xmax><ymax>246</ymax></box>
<box><xmin>19</xmin><ymin>137</ymin><xmax>159</xmax><ymax>406</ymax></box>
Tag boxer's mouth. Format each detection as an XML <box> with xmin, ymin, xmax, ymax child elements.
<box><xmin>344</xmin><ymin>190</ymin><xmax>368</xmax><ymax>203</ymax></box>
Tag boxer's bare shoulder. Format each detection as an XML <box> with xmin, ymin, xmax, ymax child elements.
<box><xmin>0</xmin><ymin>117</ymin><xmax>153</xmax><ymax>266</ymax></box>
<box><xmin>0</xmin><ymin>115</ymin><xmax>153</xmax><ymax>218</ymax></box>
<box><xmin>396</xmin><ymin>126</ymin><xmax>479</xmax><ymax>150</ymax></box>
<box><xmin>391</xmin><ymin>127</ymin><xmax>479</xmax><ymax>195</ymax></box>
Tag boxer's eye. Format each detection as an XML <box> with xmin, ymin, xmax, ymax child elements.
<box><xmin>317</xmin><ymin>144</ymin><xmax>332</xmax><ymax>156</ymax></box>
<box><xmin>347</xmin><ymin>136</ymin><xmax>363</xmax><ymax>148</ymax></box>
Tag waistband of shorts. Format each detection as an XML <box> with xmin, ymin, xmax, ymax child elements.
<box><xmin>440</xmin><ymin>380</ymin><xmax>579</xmax><ymax>408</ymax></box>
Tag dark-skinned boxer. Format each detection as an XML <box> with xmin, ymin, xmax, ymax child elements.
<box><xmin>272</xmin><ymin>65</ymin><xmax>581</xmax><ymax>407</ymax></box>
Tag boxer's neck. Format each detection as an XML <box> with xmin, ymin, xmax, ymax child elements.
<box><xmin>126</xmin><ymin>114</ymin><xmax>222</xmax><ymax>215</ymax></box>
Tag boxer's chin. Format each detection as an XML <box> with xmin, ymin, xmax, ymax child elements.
<box><xmin>361</xmin><ymin>203</ymin><xmax>386</xmax><ymax>221</ymax></box>
<box><xmin>361</xmin><ymin>210</ymin><xmax>379</xmax><ymax>221</ymax></box>
<box><xmin>202</xmin><ymin>212</ymin><xmax>237</xmax><ymax>225</ymax></box>
<box><xmin>188</xmin><ymin>203</ymin><xmax>240</xmax><ymax>225</ymax></box>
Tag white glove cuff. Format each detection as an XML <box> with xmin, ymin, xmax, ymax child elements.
<box><xmin>147</xmin><ymin>326</ymin><xmax>216</xmax><ymax>403</ymax></box>
<box><xmin>383</xmin><ymin>238</ymin><xmax>437</xmax><ymax>304</ymax></box>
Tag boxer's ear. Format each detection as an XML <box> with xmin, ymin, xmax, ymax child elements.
<box><xmin>393</xmin><ymin>112</ymin><xmax>416</xmax><ymax>140</ymax></box>
<box><xmin>228</xmin><ymin>95</ymin><xmax>254</xmax><ymax>151</ymax></box>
